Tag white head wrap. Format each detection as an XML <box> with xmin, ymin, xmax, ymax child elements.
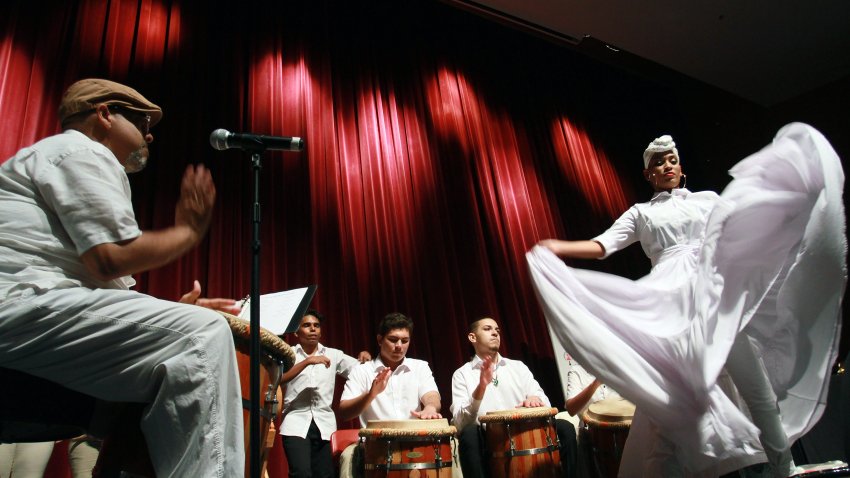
<box><xmin>643</xmin><ymin>135</ymin><xmax>679</xmax><ymax>168</ymax></box>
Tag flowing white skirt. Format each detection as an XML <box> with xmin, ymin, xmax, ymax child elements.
<box><xmin>528</xmin><ymin>123</ymin><xmax>846</xmax><ymax>475</ymax></box>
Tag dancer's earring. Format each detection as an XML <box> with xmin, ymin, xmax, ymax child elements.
<box><xmin>679</xmin><ymin>174</ymin><xmax>687</xmax><ymax>189</ymax></box>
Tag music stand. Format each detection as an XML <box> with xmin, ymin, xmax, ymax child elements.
<box><xmin>238</xmin><ymin>285</ymin><xmax>318</xmax><ymax>335</ymax></box>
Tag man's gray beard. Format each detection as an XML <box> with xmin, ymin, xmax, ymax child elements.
<box><xmin>124</xmin><ymin>147</ymin><xmax>148</xmax><ymax>173</ymax></box>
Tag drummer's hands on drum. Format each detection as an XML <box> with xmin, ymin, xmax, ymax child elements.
<box><xmin>411</xmin><ymin>405</ymin><xmax>442</xmax><ymax>420</ymax></box>
<box><xmin>519</xmin><ymin>396</ymin><xmax>545</xmax><ymax>408</ymax></box>
<box><xmin>357</xmin><ymin>351</ymin><xmax>372</xmax><ymax>363</ymax></box>
<box><xmin>178</xmin><ymin>280</ymin><xmax>242</xmax><ymax>315</ymax></box>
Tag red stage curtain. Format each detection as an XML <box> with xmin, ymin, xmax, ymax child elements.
<box><xmin>0</xmin><ymin>1</ymin><xmax>651</xmax><ymax>476</ymax></box>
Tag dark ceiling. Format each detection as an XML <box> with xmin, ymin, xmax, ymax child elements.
<box><xmin>445</xmin><ymin>0</ymin><xmax>850</xmax><ymax>107</ymax></box>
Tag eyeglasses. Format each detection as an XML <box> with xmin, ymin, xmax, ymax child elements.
<box><xmin>107</xmin><ymin>105</ymin><xmax>151</xmax><ymax>136</ymax></box>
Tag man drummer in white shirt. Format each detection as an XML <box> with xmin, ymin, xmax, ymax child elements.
<box><xmin>451</xmin><ymin>317</ymin><xmax>577</xmax><ymax>478</ymax></box>
<box><xmin>280</xmin><ymin>309</ymin><xmax>371</xmax><ymax>478</ymax></box>
<box><xmin>564</xmin><ymin>353</ymin><xmax>620</xmax><ymax>418</ymax></box>
<box><xmin>0</xmin><ymin>78</ymin><xmax>244</xmax><ymax>477</ymax></box>
<box><xmin>337</xmin><ymin>313</ymin><xmax>442</xmax><ymax>478</ymax></box>
<box><xmin>339</xmin><ymin>312</ymin><xmax>443</xmax><ymax>425</ymax></box>
<box><xmin>562</xmin><ymin>354</ymin><xmax>624</xmax><ymax>478</ymax></box>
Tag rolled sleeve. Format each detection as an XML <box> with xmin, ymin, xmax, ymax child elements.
<box><xmin>36</xmin><ymin>148</ymin><xmax>140</xmax><ymax>254</ymax></box>
<box><xmin>341</xmin><ymin>364</ymin><xmax>369</xmax><ymax>401</ymax></box>
<box><xmin>450</xmin><ymin>368</ymin><xmax>480</xmax><ymax>431</ymax></box>
<box><xmin>566</xmin><ymin>369</ymin><xmax>589</xmax><ymax>400</ymax></box>
<box><xmin>517</xmin><ymin>362</ymin><xmax>550</xmax><ymax>406</ymax></box>
<box><xmin>337</xmin><ymin>353</ymin><xmax>359</xmax><ymax>378</ymax></box>
<box><xmin>417</xmin><ymin>363</ymin><xmax>439</xmax><ymax>400</ymax></box>
<box><xmin>591</xmin><ymin>206</ymin><xmax>639</xmax><ymax>259</ymax></box>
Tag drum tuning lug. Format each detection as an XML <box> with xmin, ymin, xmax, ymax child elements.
<box><xmin>264</xmin><ymin>383</ymin><xmax>277</xmax><ymax>401</ymax></box>
<box><xmin>506</xmin><ymin>422</ymin><xmax>516</xmax><ymax>457</ymax></box>
<box><xmin>385</xmin><ymin>440</ymin><xmax>393</xmax><ymax>468</ymax></box>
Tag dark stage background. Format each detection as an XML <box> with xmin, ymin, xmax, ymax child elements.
<box><xmin>1</xmin><ymin>1</ymin><xmax>847</xmax><ymax>476</ymax></box>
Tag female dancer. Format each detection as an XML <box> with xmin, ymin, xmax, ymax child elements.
<box><xmin>528</xmin><ymin>124</ymin><xmax>846</xmax><ymax>477</ymax></box>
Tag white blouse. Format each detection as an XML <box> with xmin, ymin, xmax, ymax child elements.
<box><xmin>592</xmin><ymin>188</ymin><xmax>719</xmax><ymax>267</ymax></box>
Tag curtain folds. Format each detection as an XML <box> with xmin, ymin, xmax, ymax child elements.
<box><xmin>0</xmin><ymin>1</ymin><xmax>660</xmax><ymax>476</ymax></box>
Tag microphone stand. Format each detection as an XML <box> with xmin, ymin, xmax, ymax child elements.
<box><xmin>248</xmin><ymin>149</ymin><xmax>263</xmax><ymax>478</ymax></box>
<box><xmin>210</xmin><ymin>129</ymin><xmax>303</xmax><ymax>477</ymax></box>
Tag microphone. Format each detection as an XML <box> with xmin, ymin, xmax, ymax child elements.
<box><xmin>209</xmin><ymin>128</ymin><xmax>304</xmax><ymax>152</ymax></box>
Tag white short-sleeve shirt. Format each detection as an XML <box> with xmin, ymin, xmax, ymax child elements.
<box><xmin>281</xmin><ymin>343</ymin><xmax>359</xmax><ymax>440</ymax></box>
<box><xmin>0</xmin><ymin>130</ymin><xmax>140</xmax><ymax>297</ymax></box>
<box><xmin>450</xmin><ymin>354</ymin><xmax>550</xmax><ymax>431</ymax></box>
<box><xmin>341</xmin><ymin>357</ymin><xmax>439</xmax><ymax>428</ymax></box>
<box><xmin>592</xmin><ymin>188</ymin><xmax>719</xmax><ymax>266</ymax></box>
<box><xmin>564</xmin><ymin>354</ymin><xmax>620</xmax><ymax>416</ymax></box>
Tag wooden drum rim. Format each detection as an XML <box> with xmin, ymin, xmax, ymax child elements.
<box><xmin>478</xmin><ymin>406</ymin><xmax>558</xmax><ymax>423</ymax></box>
<box><xmin>219</xmin><ymin>312</ymin><xmax>295</xmax><ymax>370</ymax></box>
<box><xmin>580</xmin><ymin>398</ymin><xmax>635</xmax><ymax>429</ymax></box>
<box><xmin>359</xmin><ymin>419</ymin><xmax>457</xmax><ymax>439</ymax></box>
<box><xmin>359</xmin><ymin>427</ymin><xmax>457</xmax><ymax>439</ymax></box>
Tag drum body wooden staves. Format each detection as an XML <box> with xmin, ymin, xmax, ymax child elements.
<box><xmin>479</xmin><ymin>407</ymin><xmax>561</xmax><ymax>478</ymax></box>
<box><xmin>359</xmin><ymin>419</ymin><xmax>457</xmax><ymax>477</ymax></box>
<box><xmin>579</xmin><ymin>398</ymin><xmax>635</xmax><ymax>478</ymax></box>
<box><xmin>222</xmin><ymin>312</ymin><xmax>294</xmax><ymax>478</ymax></box>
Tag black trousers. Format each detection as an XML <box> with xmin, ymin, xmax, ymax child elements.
<box><xmin>282</xmin><ymin>419</ymin><xmax>335</xmax><ymax>478</ymax></box>
<box><xmin>458</xmin><ymin>418</ymin><xmax>577</xmax><ymax>478</ymax></box>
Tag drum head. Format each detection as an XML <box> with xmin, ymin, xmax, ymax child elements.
<box><xmin>365</xmin><ymin>418</ymin><xmax>450</xmax><ymax>430</ymax></box>
<box><xmin>479</xmin><ymin>407</ymin><xmax>557</xmax><ymax>423</ymax></box>
<box><xmin>584</xmin><ymin>398</ymin><xmax>635</xmax><ymax>424</ymax></box>
<box><xmin>360</xmin><ymin>419</ymin><xmax>456</xmax><ymax>439</ymax></box>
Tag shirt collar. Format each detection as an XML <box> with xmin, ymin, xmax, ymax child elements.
<box><xmin>372</xmin><ymin>356</ymin><xmax>410</xmax><ymax>372</ymax></box>
<box><xmin>471</xmin><ymin>353</ymin><xmax>505</xmax><ymax>369</ymax></box>
<box><xmin>294</xmin><ymin>343</ymin><xmax>325</xmax><ymax>357</ymax></box>
<box><xmin>650</xmin><ymin>187</ymin><xmax>691</xmax><ymax>203</ymax></box>
<box><xmin>64</xmin><ymin>129</ymin><xmax>88</xmax><ymax>139</ymax></box>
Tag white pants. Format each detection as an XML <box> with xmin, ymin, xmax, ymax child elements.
<box><xmin>0</xmin><ymin>287</ymin><xmax>245</xmax><ymax>477</ymax></box>
<box><xmin>0</xmin><ymin>442</ymin><xmax>54</xmax><ymax>478</ymax></box>
<box><xmin>725</xmin><ymin>335</ymin><xmax>795</xmax><ymax>478</ymax></box>
<box><xmin>338</xmin><ymin>443</ymin><xmax>359</xmax><ymax>478</ymax></box>
<box><xmin>68</xmin><ymin>437</ymin><xmax>100</xmax><ymax>478</ymax></box>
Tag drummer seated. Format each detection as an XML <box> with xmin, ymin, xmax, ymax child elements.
<box><xmin>451</xmin><ymin>317</ymin><xmax>577</xmax><ymax>478</ymax></box>
<box><xmin>563</xmin><ymin>353</ymin><xmax>620</xmax><ymax>421</ymax></box>
<box><xmin>338</xmin><ymin>312</ymin><xmax>442</xmax><ymax>427</ymax></box>
<box><xmin>337</xmin><ymin>313</ymin><xmax>443</xmax><ymax>477</ymax></box>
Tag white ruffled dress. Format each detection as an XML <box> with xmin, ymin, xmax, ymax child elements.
<box><xmin>527</xmin><ymin>123</ymin><xmax>846</xmax><ymax>476</ymax></box>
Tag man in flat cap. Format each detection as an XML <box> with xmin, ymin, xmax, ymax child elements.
<box><xmin>0</xmin><ymin>79</ymin><xmax>244</xmax><ymax>476</ymax></box>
